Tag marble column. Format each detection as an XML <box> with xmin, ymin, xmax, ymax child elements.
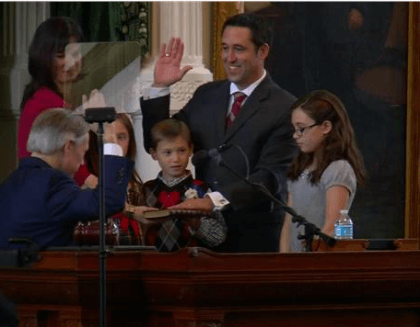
<box><xmin>159</xmin><ymin>1</ymin><xmax>213</xmax><ymax>114</ymax></box>
<box><xmin>135</xmin><ymin>2</ymin><xmax>212</xmax><ymax>181</ymax></box>
<box><xmin>0</xmin><ymin>3</ymin><xmax>50</xmax><ymax>181</ymax></box>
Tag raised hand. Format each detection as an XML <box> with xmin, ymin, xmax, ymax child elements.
<box><xmin>153</xmin><ymin>37</ymin><xmax>193</xmax><ymax>87</ymax></box>
<box><xmin>82</xmin><ymin>89</ymin><xmax>106</xmax><ymax>134</ymax></box>
<box><xmin>82</xmin><ymin>89</ymin><xmax>106</xmax><ymax>110</ymax></box>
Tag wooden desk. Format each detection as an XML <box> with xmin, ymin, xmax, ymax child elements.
<box><xmin>0</xmin><ymin>242</ymin><xmax>420</xmax><ymax>326</ymax></box>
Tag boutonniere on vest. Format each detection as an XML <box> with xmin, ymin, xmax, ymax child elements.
<box><xmin>184</xmin><ymin>188</ymin><xmax>199</xmax><ymax>199</ymax></box>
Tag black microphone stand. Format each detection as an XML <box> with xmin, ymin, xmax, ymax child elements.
<box><xmin>85</xmin><ymin>107</ymin><xmax>116</xmax><ymax>327</ymax></box>
<box><xmin>214</xmin><ymin>158</ymin><xmax>336</xmax><ymax>251</ymax></box>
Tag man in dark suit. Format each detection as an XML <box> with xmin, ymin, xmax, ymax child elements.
<box><xmin>140</xmin><ymin>13</ymin><xmax>297</xmax><ymax>252</ymax></box>
<box><xmin>0</xmin><ymin>108</ymin><xmax>133</xmax><ymax>250</ymax></box>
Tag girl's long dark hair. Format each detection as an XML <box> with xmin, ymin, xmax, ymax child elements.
<box><xmin>86</xmin><ymin>114</ymin><xmax>145</xmax><ymax>204</ymax></box>
<box><xmin>288</xmin><ymin>90</ymin><xmax>366</xmax><ymax>187</ymax></box>
<box><xmin>20</xmin><ymin>16</ymin><xmax>84</xmax><ymax>111</ymax></box>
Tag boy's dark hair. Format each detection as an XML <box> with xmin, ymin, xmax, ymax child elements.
<box><xmin>150</xmin><ymin>119</ymin><xmax>192</xmax><ymax>150</ymax></box>
<box><xmin>222</xmin><ymin>13</ymin><xmax>273</xmax><ymax>50</ymax></box>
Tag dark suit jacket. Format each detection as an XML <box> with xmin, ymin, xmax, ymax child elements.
<box><xmin>0</xmin><ymin>156</ymin><xmax>133</xmax><ymax>249</ymax></box>
<box><xmin>141</xmin><ymin>75</ymin><xmax>297</xmax><ymax>252</ymax></box>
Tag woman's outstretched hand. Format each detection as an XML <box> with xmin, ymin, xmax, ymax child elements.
<box><xmin>82</xmin><ymin>89</ymin><xmax>106</xmax><ymax>109</ymax></box>
<box><xmin>132</xmin><ymin>206</ymin><xmax>159</xmax><ymax>225</ymax></box>
<box><xmin>153</xmin><ymin>37</ymin><xmax>193</xmax><ymax>87</ymax></box>
<box><xmin>82</xmin><ymin>89</ymin><xmax>107</xmax><ymax>134</ymax></box>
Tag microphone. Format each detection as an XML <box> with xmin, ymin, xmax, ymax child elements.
<box><xmin>192</xmin><ymin>144</ymin><xmax>232</xmax><ymax>166</ymax></box>
<box><xmin>196</xmin><ymin>146</ymin><xmax>336</xmax><ymax>251</ymax></box>
<box><xmin>84</xmin><ymin>107</ymin><xmax>116</xmax><ymax>123</ymax></box>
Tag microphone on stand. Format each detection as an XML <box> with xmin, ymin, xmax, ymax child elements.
<box><xmin>84</xmin><ymin>107</ymin><xmax>116</xmax><ymax>327</ymax></box>
<box><xmin>194</xmin><ymin>144</ymin><xmax>336</xmax><ymax>251</ymax></box>
<box><xmin>192</xmin><ymin>144</ymin><xmax>233</xmax><ymax>166</ymax></box>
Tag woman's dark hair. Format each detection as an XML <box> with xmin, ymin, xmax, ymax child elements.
<box><xmin>86</xmin><ymin>113</ymin><xmax>144</xmax><ymax>204</ymax></box>
<box><xmin>20</xmin><ymin>16</ymin><xmax>84</xmax><ymax>111</ymax></box>
<box><xmin>288</xmin><ymin>90</ymin><xmax>366</xmax><ymax>187</ymax></box>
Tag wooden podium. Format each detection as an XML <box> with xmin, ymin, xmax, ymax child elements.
<box><xmin>0</xmin><ymin>240</ymin><xmax>420</xmax><ymax>326</ymax></box>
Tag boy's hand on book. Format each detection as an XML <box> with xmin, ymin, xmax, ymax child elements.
<box><xmin>169</xmin><ymin>197</ymin><xmax>213</xmax><ymax>212</ymax></box>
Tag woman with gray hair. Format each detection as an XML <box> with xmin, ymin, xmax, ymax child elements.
<box><xmin>0</xmin><ymin>108</ymin><xmax>133</xmax><ymax>249</ymax></box>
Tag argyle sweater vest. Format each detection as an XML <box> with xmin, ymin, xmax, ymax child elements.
<box><xmin>144</xmin><ymin>175</ymin><xmax>209</xmax><ymax>252</ymax></box>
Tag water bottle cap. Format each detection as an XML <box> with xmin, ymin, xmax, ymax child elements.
<box><xmin>340</xmin><ymin>209</ymin><xmax>348</xmax><ymax>214</ymax></box>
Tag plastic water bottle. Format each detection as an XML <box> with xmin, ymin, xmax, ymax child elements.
<box><xmin>334</xmin><ymin>209</ymin><xmax>353</xmax><ymax>239</ymax></box>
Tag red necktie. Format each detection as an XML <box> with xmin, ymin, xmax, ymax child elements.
<box><xmin>227</xmin><ymin>92</ymin><xmax>246</xmax><ymax>128</ymax></box>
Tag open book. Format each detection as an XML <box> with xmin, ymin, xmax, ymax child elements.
<box><xmin>143</xmin><ymin>209</ymin><xmax>211</xmax><ymax>220</ymax></box>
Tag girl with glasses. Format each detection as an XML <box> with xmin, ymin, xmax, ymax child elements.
<box><xmin>280</xmin><ymin>90</ymin><xmax>365</xmax><ymax>252</ymax></box>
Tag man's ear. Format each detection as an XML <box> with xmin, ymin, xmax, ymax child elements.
<box><xmin>63</xmin><ymin>140</ymin><xmax>73</xmax><ymax>156</ymax></box>
<box><xmin>258</xmin><ymin>43</ymin><xmax>270</xmax><ymax>60</ymax></box>
<box><xmin>150</xmin><ymin>148</ymin><xmax>158</xmax><ymax>160</ymax></box>
<box><xmin>189</xmin><ymin>144</ymin><xmax>194</xmax><ymax>157</ymax></box>
<box><xmin>322</xmin><ymin>120</ymin><xmax>333</xmax><ymax>135</ymax></box>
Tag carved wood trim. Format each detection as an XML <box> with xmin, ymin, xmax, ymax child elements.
<box><xmin>406</xmin><ymin>2</ymin><xmax>420</xmax><ymax>240</ymax></box>
<box><xmin>211</xmin><ymin>2</ymin><xmax>244</xmax><ymax>80</ymax></box>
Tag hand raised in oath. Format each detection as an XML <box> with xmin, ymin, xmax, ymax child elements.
<box><xmin>153</xmin><ymin>37</ymin><xmax>193</xmax><ymax>87</ymax></box>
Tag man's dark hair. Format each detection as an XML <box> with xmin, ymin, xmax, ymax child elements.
<box><xmin>222</xmin><ymin>13</ymin><xmax>273</xmax><ymax>49</ymax></box>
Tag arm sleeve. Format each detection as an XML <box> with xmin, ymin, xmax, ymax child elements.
<box><xmin>206</xmin><ymin>192</ymin><xmax>230</xmax><ymax>209</ymax></box>
<box><xmin>47</xmin><ymin>156</ymin><xmax>134</xmax><ymax>222</ymax></box>
<box><xmin>192</xmin><ymin>210</ymin><xmax>227</xmax><ymax>247</ymax></box>
<box><xmin>142</xmin><ymin>87</ymin><xmax>170</xmax><ymax>100</ymax></box>
<box><xmin>140</xmin><ymin>94</ymin><xmax>171</xmax><ymax>152</ymax></box>
<box><xmin>321</xmin><ymin>160</ymin><xmax>357</xmax><ymax>196</ymax></box>
<box><xmin>73</xmin><ymin>144</ymin><xmax>123</xmax><ymax>186</ymax></box>
<box><xmin>140</xmin><ymin>83</ymin><xmax>206</xmax><ymax>153</ymax></box>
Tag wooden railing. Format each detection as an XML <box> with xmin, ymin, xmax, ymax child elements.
<box><xmin>0</xmin><ymin>241</ymin><xmax>419</xmax><ymax>326</ymax></box>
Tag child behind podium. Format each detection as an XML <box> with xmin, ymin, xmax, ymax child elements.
<box><xmin>281</xmin><ymin>90</ymin><xmax>366</xmax><ymax>252</ymax></box>
<box><xmin>143</xmin><ymin>119</ymin><xmax>227</xmax><ymax>252</ymax></box>
<box><xmin>83</xmin><ymin>113</ymin><xmax>156</xmax><ymax>245</ymax></box>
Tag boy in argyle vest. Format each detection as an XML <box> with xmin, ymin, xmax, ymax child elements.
<box><xmin>143</xmin><ymin>119</ymin><xmax>227</xmax><ymax>252</ymax></box>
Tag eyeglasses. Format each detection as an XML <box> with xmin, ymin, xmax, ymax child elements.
<box><xmin>293</xmin><ymin>123</ymin><xmax>319</xmax><ymax>137</ymax></box>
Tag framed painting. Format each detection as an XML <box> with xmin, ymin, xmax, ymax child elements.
<box><xmin>212</xmin><ymin>2</ymin><xmax>420</xmax><ymax>240</ymax></box>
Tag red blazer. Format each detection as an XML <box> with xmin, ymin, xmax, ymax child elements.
<box><xmin>18</xmin><ymin>87</ymin><xmax>90</xmax><ymax>186</ymax></box>
<box><xmin>18</xmin><ymin>87</ymin><xmax>66</xmax><ymax>159</ymax></box>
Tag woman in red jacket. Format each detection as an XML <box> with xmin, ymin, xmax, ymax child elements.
<box><xmin>18</xmin><ymin>16</ymin><xmax>93</xmax><ymax>186</ymax></box>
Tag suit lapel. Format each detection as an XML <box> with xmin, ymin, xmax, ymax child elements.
<box><xmin>224</xmin><ymin>76</ymin><xmax>272</xmax><ymax>143</ymax></box>
<box><xmin>213</xmin><ymin>81</ymin><xmax>231</xmax><ymax>144</ymax></box>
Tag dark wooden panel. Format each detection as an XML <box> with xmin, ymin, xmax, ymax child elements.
<box><xmin>0</xmin><ymin>245</ymin><xmax>420</xmax><ymax>326</ymax></box>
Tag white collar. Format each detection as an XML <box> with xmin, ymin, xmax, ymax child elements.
<box><xmin>158</xmin><ymin>170</ymin><xmax>191</xmax><ymax>188</ymax></box>
<box><xmin>230</xmin><ymin>69</ymin><xmax>267</xmax><ymax>97</ymax></box>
